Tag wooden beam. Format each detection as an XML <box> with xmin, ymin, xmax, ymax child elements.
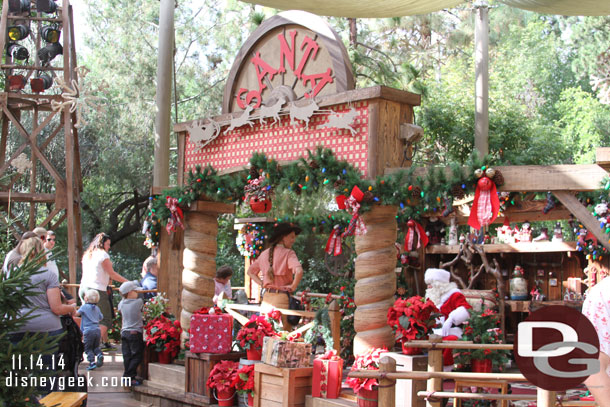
<box><xmin>188</xmin><ymin>200</ymin><xmax>235</xmax><ymax>215</ymax></box>
<box><xmin>596</xmin><ymin>147</ymin><xmax>610</xmax><ymax>171</ymax></box>
<box><xmin>554</xmin><ymin>191</ymin><xmax>610</xmax><ymax>251</ymax></box>
<box><xmin>0</xmin><ymin>192</ymin><xmax>56</xmax><ymax>203</ymax></box>
<box><xmin>387</xmin><ymin>164</ymin><xmax>608</xmax><ymax>192</ymax></box>
<box><xmin>425</xmin><ymin>199</ymin><xmax>573</xmax><ymax>225</ymax></box>
<box><xmin>426</xmin><ymin>241</ymin><xmax>578</xmax><ymax>254</ymax></box>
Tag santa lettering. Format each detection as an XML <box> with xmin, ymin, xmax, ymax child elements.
<box><xmin>235</xmin><ymin>29</ymin><xmax>334</xmax><ymax>108</ymax></box>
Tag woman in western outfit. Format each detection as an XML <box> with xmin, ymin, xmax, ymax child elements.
<box><xmin>247</xmin><ymin>222</ymin><xmax>303</xmax><ymax>330</ymax></box>
<box><xmin>79</xmin><ymin>233</ymin><xmax>129</xmax><ymax>349</ymax></box>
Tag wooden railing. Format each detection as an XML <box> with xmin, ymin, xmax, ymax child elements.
<box><xmin>348</xmin><ymin>339</ymin><xmax>598</xmax><ymax>407</ymax></box>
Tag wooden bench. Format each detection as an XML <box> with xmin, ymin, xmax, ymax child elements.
<box><xmin>39</xmin><ymin>392</ymin><xmax>87</xmax><ymax>407</ymax></box>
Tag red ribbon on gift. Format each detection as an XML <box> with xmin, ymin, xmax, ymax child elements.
<box><xmin>320</xmin><ymin>361</ymin><xmax>329</xmax><ymax>397</ymax></box>
<box><xmin>336</xmin><ymin>186</ymin><xmax>367</xmax><ymax>237</ymax></box>
<box><xmin>165</xmin><ymin>196</ymin><xmax>184</xmax><ymax>234</ymax></box>
<box><xmin>404</xmin><ymin>219</ymin><xmax>428</xmax><ymax>251</ymax></box>
<box><xmin>325</xmin><ymin>225</ymin><xmax>343</xmax><ymax>256</ymax></box>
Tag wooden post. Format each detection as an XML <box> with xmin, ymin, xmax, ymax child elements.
<box><xmin>426</xmin><ymin>337</ymin><xmax>443</xmax><ymax>407</ymax></box>
<box><xmin>153</xmin><ymin>0</ymin><xmax>174</xmax><ymax>187</ymax></box>
<box><xmin>328</xmin><ymin>299</ymin><xmax>341</xmax><ymax>354</ymax></box>
<box><xmin>180</xmin><ymin>212</ymin><xmax>218</xmax><ymax>344</ymax></box>
<box><xmin>474</xmin><ymin>1</ymin><xmax>489</xmax><ymax>157</ymax></box>
<box><xmin>379</xmin><ymin>356</ymin><xmax>396</xmax><ymax>407</ymax></box>
<box><xmin>353</xmin><ymin>205</ymin><xmax>398</xmax><ymax>355</ymax></box>
<box><xmin>179</xmin><ymin>201</ymin><xmax>235</xmax><ymax>345</ymax></box>
<box><xmin>536</xmin><ymin>389</ymin><xmax>556</xmax><ymax>407</ymax></box>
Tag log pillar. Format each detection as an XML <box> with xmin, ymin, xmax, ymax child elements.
<box><xmin>179</xmin><ymin>201</ymin><xmax>235</xmax><ymax>344</ymax></box>
<box><xmin>353</xmin><ymin>205</ymin><xmax>398</xmax><ymax>356</ymax></box>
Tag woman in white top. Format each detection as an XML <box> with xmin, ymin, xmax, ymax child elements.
<box><xmin>79</xmin><ymin>233</ymin><xmax>128</xmax><ymax>347</ymax></box>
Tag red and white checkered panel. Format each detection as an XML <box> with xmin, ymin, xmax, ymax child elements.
<box><xmin>184</xmin><ymin>101</ymin><xmax>370</xmax><ymax>177</ymax></box>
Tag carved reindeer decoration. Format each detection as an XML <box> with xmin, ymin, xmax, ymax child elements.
<box><xmin>224</xmin><ymin>105</ymin><xmax>255</xmax><ymax>134</ymax></box>
<box><xmin>258</xmin><ymin>97</ymin><xmax>285</xmax><ymax>126</ymax></box>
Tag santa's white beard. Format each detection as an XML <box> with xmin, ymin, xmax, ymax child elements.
<box><xmin>425</xmin><ymin>281</ymin><xmax>458</xmax><ymax>307</ymax></box>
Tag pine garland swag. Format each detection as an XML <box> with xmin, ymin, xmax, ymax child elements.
<box><xmin>148</xmin><ymin>146</ymin><xmax>501</xmax><ymax>245</ymax></box>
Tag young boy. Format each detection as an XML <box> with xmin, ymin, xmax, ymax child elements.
<box><xmin>213</xmin><ymin>265</ymin><xmax>233</xmax><ymax>305</ymax></box>
<box><xmin>118</xmin><ymin>280</ymin><xmax>144</xmax><ymax>386</ymax></box>
<box><xmin>77</xmin><ymin>289</ymin><xmax>104</xmax><ymax>370</ymax></box>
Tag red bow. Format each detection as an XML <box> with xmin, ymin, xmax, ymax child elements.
<box><xmin>316</xmin><ymin>349</ymin><xmax>341</xmax><ymax>361</ymax></box>
<box><xmin>404</xmin><ymin>219</ymin><xmax>428</xmax><ymax>251</ymax></box>
<box><xmin>326</xmin><ymin>225</ymin><xmax>343</xmax><ymax>256</ymax></box>
<box><xmin>165</xmin><ymin>196</ymin><xmax>184</xmax><ymax>233</ymax></box>
<box><xmin>336</xmin><ymin>186</ymin><xmax>367</xmax><ymax>236</ymax></box>
<box><xmin>468</xmin><ymin>177</ymin><xmax>500</xmax><ymax>230</ymax></box>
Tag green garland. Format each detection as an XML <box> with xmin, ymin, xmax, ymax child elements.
<box><xmin>304</xmin><ymin>307</ymin><xmax>334</xmax><ymax>351</ymax></box>
<box><xmin>147</xmin><ymin>146</ymin><xmax>499</xmax><ymax>245</ymax></box>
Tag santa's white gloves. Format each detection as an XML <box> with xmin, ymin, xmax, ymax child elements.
<box><xmin>441</xmin><ymin>306</ymin><xmax>470</xmax><ymax>336</ymax></box>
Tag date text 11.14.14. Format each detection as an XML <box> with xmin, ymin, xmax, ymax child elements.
<box><xmin>12</xmin><ymin>354</ymin><xmax>65</xmax><ymax>370</ymax></box>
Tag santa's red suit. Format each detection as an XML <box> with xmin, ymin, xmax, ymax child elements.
<box><xmin>425</xmin><ymin>268</ymin><xmax>472</xmax><ymax>368</ymax></box>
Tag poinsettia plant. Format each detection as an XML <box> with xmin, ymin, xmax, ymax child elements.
<box><xmin>387</xmin><ymin>295</ymin><xmax>441</xmax><ymax>343</ymax></box>
<box><xmin>206</xmin><ymin>360</ymin><xmax>239</xmax><ymax>393</ymax></box>
<box><xmin>236</xmin><ymin>315</ymin><xmax>277</xmax><ymax>350</ymax></box>
<box><xmin>345</xmin><ymin>348</ymin><xmax>388</xmax><ymax>393</ymax></box>
<box><xmin>143</xmin><ymin>293</ymin><xmax>170</xmax><ymax>323</ymax></box>
<box><xmin>231</xmin><ymin>364</ymin><xmax>255</xmax><ymax>395</ymax></box>
<box><xmin>453</xmin><ymin>308</ymin><xmax>510</xmax><ymax>370</ymax></box>
<box><xmin>144</xmin><ymin>314</ymin><xmax>182</xmax><ymax>354</ymax></box>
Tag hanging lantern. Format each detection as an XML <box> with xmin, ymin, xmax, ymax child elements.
<box><xmin>9</xmin><ymin>0</ymin><xmax>31</xmax><ymax>13</ymax></box>
<box><xmin>38</xmin><ymin>42</ymin><xmax>62</xmax><ymax>65</ymax></box>
<box><xmin>30</xmin><ymin>73</ymin><xmax>53</xmax><ymax>93</ymax></box>
<box><xmin>8</xmin><ymin>75</ymin><xmax>26</xmax><ymax>91</ymax></box>
<box><xmin>249</xmin><ymin>196</ymin><xmax>272</xmax><ymax>213</ymax></box>
<box><xmin>7</xmin><ymin>43</ymin><xmax>29</xmax><ymax>60</ymax></box>
<box><xmin>41</xmin><ymin>26</ymin><xmax>60</xmax><ymax>43</ymax></box>
<box><xmin>8</xmin><ymin>24</ymin><xmax>30</xmax><ymax>41</ymax></box>
<box><xmin>36</xmin><ymin>0</ymin><xmax>58</xmax><ymax>13</ymax></box>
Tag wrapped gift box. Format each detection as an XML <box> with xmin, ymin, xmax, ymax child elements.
<box><xmin>189</xmin><ymin>313</ymin><xmax>233</xmax><ymax>354</ymax></box>
<box><xmin>312</xmin><ymin>357</ymin><xmax>343</xmax><ymax>398</ymax></box>
<box><xmin>261</xmin><ymin>336</ymin><xmax>312</xmax><ymax>368</ymax></box>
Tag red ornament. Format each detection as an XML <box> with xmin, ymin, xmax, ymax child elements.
<box><xmin>468</xmin><ymin>176</ymin><xmax>500</xmax><ymax>230</ymax></box>
<box><xmin>249</xmin><ymin>196</ymin><xmax>272</xmax><ymax>213</ymax></box>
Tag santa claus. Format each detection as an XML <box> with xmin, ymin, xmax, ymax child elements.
<box><xmin>424</xmin><ymin>268</ymin><xmax>472</xmax><ymax>370</ymax></box>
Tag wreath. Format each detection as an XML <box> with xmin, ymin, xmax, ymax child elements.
<box><xmin>235</xmin><ymin>223</ymin><xmax>266</xmax><ymax>259</ymax></box>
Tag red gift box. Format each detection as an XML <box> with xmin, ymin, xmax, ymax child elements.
<box><xmin>312</xmin><ymin>356</ymin><xmax>343</xmax><ymax>398</ymax></box>
<box><xmin>189</xmin><ymin>313</ymin><xmax>233</xmax><ymax>354</ymax></box>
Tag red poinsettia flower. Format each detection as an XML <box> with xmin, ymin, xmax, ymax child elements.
<box><xmin>387</xmin><ymin>296</ymin><xmax>440</xmax><ymax>343</ymax></box>
<box><xmin>232</xmin><ymin>364</ymin><xmax>255</xmax><ymax>395</ymax></box>
<box><xmin>236</xmin><ymin>315</ymin><xmax>278</xmax><ymax>350</ymax></box>
<box><xmin>207</xmin><ymin>360</ymin><xmax>239</xmax><ymax>393</ymax></box>
<box><xmin>345</xmin><ymin>348</ymin><xmax>388</xmax><ymax>393</ymax></box>
<box><xmin>144</xmin><ymin>314</ymin><xmax>182</xmax><ymax>354</ymax></box>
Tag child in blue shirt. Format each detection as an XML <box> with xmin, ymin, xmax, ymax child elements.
<box><xmin>77</xmin><ymin>289</ymin><xmax>105</xmax><ymax>370</ymax></box>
